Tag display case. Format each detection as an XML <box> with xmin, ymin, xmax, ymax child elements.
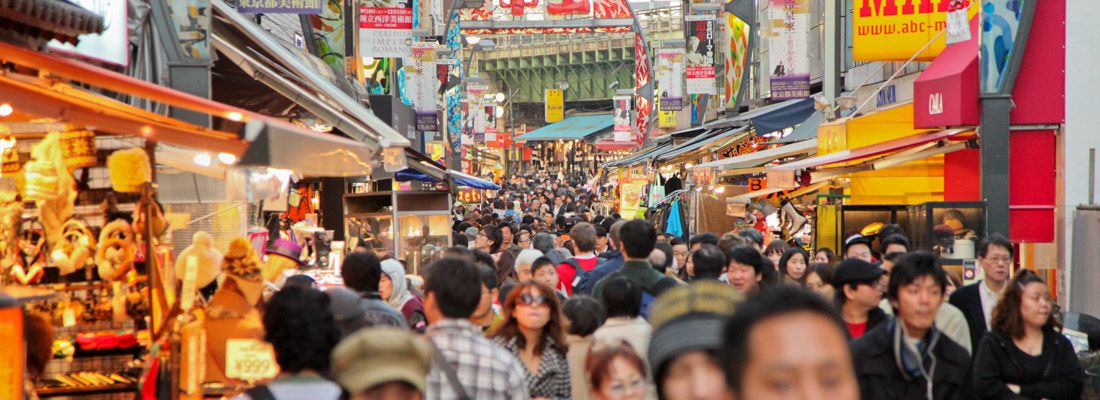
<box><xmin>344</xmin><ymin>190</ymin><xmax>451</xmax><ymax>275</ymax></box>
<box><xmin>839</xmin><ymin>204</ymin><xmax>913</xmax><ymax>243</ymax></box>
<box><xmin>907</xmin><ymin>201</ymin><xmax>986</xmax><ymax>256</ymax></box>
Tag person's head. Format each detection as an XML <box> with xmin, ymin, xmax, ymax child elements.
<box><xmin>342</xmin><ymin>252</ymin><xmax>384</xmax><ymax>294</ymax></box>
<box><xmin>689</xmin><ymin>233</ymin><xmax>720</xmax><ymax>251</ymax></box>
<box><xmin>514</xmin><ymin>249</ymin><xmax>544</xmax><ymax>282</ymax></box>
<box><xmin>264</xmin><ymin>286</ymin><xmax>341</xmax><ymax>374</ymax></box>
<box><xmin>763</xmin><ymin>241</ymin><xmax>789</xmax><ymax>266</ymax></box>
<box><xmin>472</xmin><ymin>264</ymin><xmax>501</xmax><ymax>323</ymax></box>
<box><xmin>422</xmin><ymin>257</ymin><xmax>482</xmax><ymax>322</ymax></box>
<box><xmin>812</xmin><ymin>248</ymin><xmax>837</xmax><ymax>265</ymax></box>
<box><xmin>648</xmin><ymin>280</ymin><xmax>743</xmax><ymax>400</ymax></box>
<box><xmin>718</xmin><ymin>233</ymin><xmax>747</xmax><ymax>253</ymax></box>
<box><xmin>331</xmin><ymin>327</ymin><xmax>432</xmax><ymax>400</ymax></box>
<box><xmin>563</xmin><ymin>295</ymin><xmax>606</xmax><ymax>337</ymax></box>
<box><xmin>805</xmin><ymin>263</ymin><xmax>835</xmax><ymax>300</ymax></box>
<box><xmin>887</xmin><ymin>252</ymin><xmax>947</xmax><ymax>339</ymax></box>
<box><xmin>571</xmin><ymin>222</ymin><xmax>598</xmax><ymax>253</ymax></box>
<box><xmin>880</xmin><ymin>234</ymin><xmax>910</xmax><ymax>255</ymax></box>
<box><xmin>609</xmin><ymin>220</ymin><xmax>626</xmax><ymax>250</ymax></box>
<box><xmin>24</xmin><ymin>311</ymin><xmax>54</xmax><ymax>380</ymax></box>
<box><xmin>601</xmin><ymin>274</ymin><xmax>643</xmax><ymax>319</ymax></box>
<box><xmin>586</xmin><ymin>341</ymin><xmax>649</xmax><ymax>400</ymax></box>
<box><xmin>477</xmin><ymin>225</ymin><xmax>503</xmax><ymax>253</ymax></box>
<box><xmin>726</xmin><ymin>246</ymin><xmax>767</xmax><ymax>294</ymax></box>
<box><xmin>496</xmin><ymin>281</ymin><xmax>566</xmax><ymax>356</ymax></box>
<box><xmin>670</xmin><ymin>238</ymin><xmax>689</xmax><ymax>268</ymax></box>
<box><xmin>379</xmin><ymin>259</ymin><xmax>407</xmax><ymax>303</ymax></box>
<box><xmin>620</xmin><ymin>220</ymin><xmax>658</xmax><ymax>260</ymax></box>
<box><xmin>691</xmin><ymin>243</ymin><xmax>727</xmax><ymax>280</ymax></box>
<box><xmin>991</xmin><ymin>269</ymin><xmax>1058</xmax><ymax>339</ymax></box>
<box><xmin>721</xmin><ymin>286</ymin><xmax>859</xmax><ymax>400</ymax></box>
<box><xmin>843</xmin><ymin>235</ymin><xmax>873</xmax><ymax>262</ymax></box>
<box><xmin>652</xmin><ymin>241</ymin><xmax>674</xmax><ymax>274</ymax></box>
<box><xmin>533</xmin><ymin>232</ymin><xmax>555</xmax><ymax>254</ymax></box>
<box><xmin>499</xmin><ymin>223</ymin><xmax>515</xmax><ymax>245</ymax></box>
<box><xmin>596</xmin><ymin>226</ymin><xmax>610</xmax><ymax>250</ymax></box>
<box><xmin>831</xmin><ymin>258</ymin><xmax>884</xmax><ymax>311</ymax></box>
<box><xmin>737</xmin><ymin>230</ymin><xmax>765</xmax><ymax>252</ymax></box>
<box><xmin>778</xmin><ymin>247</ymin><xmax>810</xmax><ymax>285</ymax></box>
<box><xmin>531</xmin><ymin>256</ymin><xmax>559</xmax><ymax>289</ymax></box>
<box><xmin>977</xmin><ymin>233</ymin><xmax>1013</xmax><ymax>284</ymax></box>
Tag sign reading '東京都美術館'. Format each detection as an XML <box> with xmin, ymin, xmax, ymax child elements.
<box><xmin>852</xmin><ymin>0</ymin><xmax>978</xmax><ymax>62</ymax></box>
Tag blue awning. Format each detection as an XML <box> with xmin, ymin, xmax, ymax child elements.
<box><xmin>395</xmin><ymin>168</ymin><xmax>501</xmax><ymax>190</ymax></box>
<box><xmin>767</xmin><ymin>110</ymin><xmax>824</xmax><ymax>144</ymax></box>
<box><xmin>656</xmin><ymin>126</ymin><xmax>750</xmax><ymax>161</ymax></box>
<box><xmin>518</xmin><ymin>114</ymin><xmax>613</xmax><ymax>142</ymax></box>
<box><xmin>704</xmin><ymin>98</ymin><xmax>816</xmax><ymax>134</ymax></box>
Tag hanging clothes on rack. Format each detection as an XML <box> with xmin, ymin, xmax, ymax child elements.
<box><xmin>666</xmin><ymin>199</ymin><xmax>685</xmax><ymax>238</ymax></box>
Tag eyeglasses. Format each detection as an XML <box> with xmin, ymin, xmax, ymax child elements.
<box><xmin>518</xmin><ymin>293</ymin><xmax>548</xmax><ymax>306</ymax></box>
<box><xmin>607</xmin><ymin>378</ymin><xmax>646</xmax><ymax>396</ymax></box>
<box><xmin>983</xmin><ymin>256</ymin><xmax>1012</xmax><ymax>264</ymax></box>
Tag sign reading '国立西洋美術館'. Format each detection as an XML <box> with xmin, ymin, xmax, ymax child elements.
<box><xmin>852</xmin><ymin>0</ymin><xmax>978</xmax><ymax>62</ymax></box>
<box><xmin>359</xmin><ymin>0</ymin><xmax>414</xmax><ymax>58</ymax></box>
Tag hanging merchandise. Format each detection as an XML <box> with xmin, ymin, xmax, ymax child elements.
<box><xmin>666</xmin><ymin>199</ymin><xmax>685</xmax><ymax>238</ymax></box>
<box><xmin>613</xmin><ymin>95</ymin><xmax>632</xmax><ymax>142</ymax></box>
<box><xmin>174</xmin><ymin>231</ymin><xmax>223</xmax><ymax>293</ymax></box>
<box><xmin>359</xmin><ymin>0</ymin><xmax>414</xmax><ymax>58</ymax></box>
<box><xmin>767</xmin><ymin>0</ymin><xmax>810</xmax><ymax>100</ymax></box>
<box><xmin>0</xmin><ymin>130</ymin><xmax>18</xmax><ymax>176</ymax></box>
<box><xmin>684</xmin><ymin>15</ymin><xmax>717</xmax><ymax>95</ymax></box>
<box><xmin>59</xmin><ymin>129</ymin><xmax>97</xmax><ymax>171</ymax></box>
<box><xmin>657</xmin><ymin>49</ymin><xmax>685</xmax><ymax>110</ymax></box>
<box><xmin>0</xmin><ymin>197</ymin><xmax>22</xmax><ymax>272</ymax></box>
<box><xmin>107</xmin><ymin>148</ymin><xmax>152</xmax><ymax>194</ymax></box>
<box><xmin>10</xmin><ymin>219</ymin><xmax>46</xmax><ymax>285</ymax></box>
<box><xmin>25</xmin><ymin>132</ymin><xmax>76</xmax><ymax>249</ymax></box>
<box><xmin>50</xmin><ymin>220</ymin><xmax>96</xmax><ymax>276</ymax></box>
<box><xmin>96</xmin><ymin>220</ymin><xmax>136</xmax><ymax>282</ymax></box>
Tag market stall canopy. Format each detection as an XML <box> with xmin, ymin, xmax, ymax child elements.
<box><xmin>692</xmin><ymin>138</ymin><xmax>818</xmax><ymax>171</ymax></box>
<box><xmin>593</xmin><ymin>140</ymin><xmax>638</xmax><ymax>151</ymax></box>
<box><xmin>766</xmin><ymin>111</ymin><xmax>825</xmax><ymax>144</ymax></box>
<box><xmin>727</xmin><ymin>180</ymin><xmax>833</xmax><ymax>202</ymax></box>
<box><xmin>395</xmin><ymin>168</ymin><xmax>502</xmax><ymax>190</ymax></box>
<box><xmin>0</xmin><ymin>0</ymin><xmax>104</xmax><ymax>44</ymax></box>
<box><xmin>603</xmin><ymin>142</ymin><xmax>673</xmax><ymax>168</ymax></box>
<box><xmin>655</xmin><ymin>126</ymin><xmax>750</xmax><ymax>162</ymax></box>
<box><xmin>238</xmin><ymin>120</ymin><xmax>377</xmax><ymax>177</ymax></box>
<box><xmin>770</xmin><ymin>129</ymin><xmax>972</xmax><ymax>172</ymax></box>
<box><xmin>704</xmin><ymin>98</ymin><xmax>816</xmax><ymax>134</ymax></box>
<box><xmin>518</xmin><ymin>114</ymin><xmax>613</xmax><ymax>142</ymax></box>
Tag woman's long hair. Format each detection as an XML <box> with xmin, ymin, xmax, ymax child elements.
<box><xmin>991</xmin><ymin>269</ymin><xmax>1061</xmax><ymax>339</ymax></box>
<box><xmin>779</xmin><ymin>247</ymin><xmax>811</xmax><ymax>286</ymax></box>
<box><xmin>493</xmin><ymin>280</ymin><xmax>568</xmax><ymax>356</ymax></box>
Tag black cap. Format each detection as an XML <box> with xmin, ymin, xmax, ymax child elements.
<box><xmin>843</xmin><ymin>234</ymin><xmax>873</xmax><ymax>255</ymax></box>
<box><xmin>832</xmin><ymin>258</ymin><xmax>884</xmax><ymax>288</ymax></box>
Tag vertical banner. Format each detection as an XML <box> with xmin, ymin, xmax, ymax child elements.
<box><xmin>613</xmin><ymin>96</ymin><xmax>633</xmax><ymax>142</ymax></box>
<box><xmin>363</xmin><ymin>57</ymin><xmax>392</xmax><ymax>94</ymax></box>
<box><xmin>485</xmin><ymin>105</ymin><xmax>498</xmax><ymax>143</ymax></box>
<box><xmin>634</xmin><ymin>32</ymin><xmax>653</xmax><ymax>146</ymax></box>
<box><xmin>468</xmin><ymin>83</ymin><xmax>488</xmax><ymax>143</ymax></box>
<box><xmin>308</xmin><ymin>0</ymin><xmax>347</xmax><ymax>74</ymax></box>
<box><xmin>444</xmin><ymin>9</ymin><xmax>463</xmax><ymax>166</ymax></box>
<box><xmin>685</xmin><ymin>15</ymin><xmax>717</xmax><ymax>95</ymax></box>
<box><xmin>768</xmin><ymin>0</ymin><xmax>810</xmax><ymax>100</ymax></box>
<box><xmin>359</xmin><ymin>0</ymin><xmax>414</xmax><ymax>58</ymax></box>
<box><xmin>411</xmin><ymin>43</ymin><xmax>438</xmax><ymax>131</ymax></box>
<box><xmin>980</xmin><ymin>0</ymin><xmax>1022</xmax><ymax>93</ymax></box>
<box><xmin>656</xmin><ymin>49</ymin><xmax>685</xmax><ymax>111</ymax></box>
<box><xmin>722</xmin><ymin>10</ymin><xmax>750</xmax><ymax>109</ymax></box>
<box><xmin>545</xmin><ymin>89</ymin><xmax>564</xmax><ymax>123</ymax></box>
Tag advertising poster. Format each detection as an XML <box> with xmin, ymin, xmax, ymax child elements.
<box><xmin>613</xmin><ymin>96</ymin><xmax>632</xmax><ymax>142</ymax></box>
<box><xmin>768</xmin><ymin>0</ymin><xmax>810</xmax><ymax>100</ymax></box>
<box><xmin>485</xmin><ymin>105</ymin><xmax>498</xmax><ymax>143</ymax></box>
<box><xmin>467</xmin><ymin>83</ymin><xmax>488</xmax><ymax>143</ymax></box>
<box><xmin>852</xmin><ymin>0</ymin><xmax>977</xmax><ymax>61</ymax></box>
<box><xmin>240</xmin><ymin>0</ymin><xmax>322</xmax><ymax>13</ymax></box>
<box><xmin>308</xmin><ymin>0</ymin><xmax>347</xmax><ymax>74</ymax></box>
<box><xmin>684</xmin><ymin>15</ymin><xmax>717</xmax><ymax>95</ymax></box>
<box><xmin>545</xmin><ymin>89</ymin><xmax>564</xmax><ymax>123</ymax></box>
<box><xmin>722</xmin><ymin>11</ymin><xmax>750</xmax><ymax>109</ymax></box>
<box><xmin>363</xmin><ymin>57</ymin><xmax>392</xmax><ymax>94</ymax></box>
<box><xmin>656</xmin><ymin>49</ymin><xmax>685</xmax><ymax>111</ymax></box>
<box><xmin>659</xmin><ymin>111</ymin><xmax>678</xmax><ymax>128</ymax></box>
<box><xmin>620</xmin><ymin>181</ymin><xmax>647</xmax><ymax>220</ymax></box>
<box><xmin>411</xmin><ymin>43</ymin><xmax>438</xmax><ymax>131</ymax></box>
<box><xmin>359</xmin><ymin>0</ymin><xmax>414</xmax><ymax>58</ymax></box>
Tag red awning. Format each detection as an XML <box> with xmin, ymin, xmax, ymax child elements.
<box><xmin>594</xmin><ymin>140</ymin><xmax>638</xmax><ymax>151</ymax></box>
<box><xmin>771</xmin><ymin>129</ymin><xmax>972</xmax><ymax>172</ymax></box>
<box><xmin>914</xmin><ymin>17</ymin><xmax>980</xmax><ymax>129</ymax></box>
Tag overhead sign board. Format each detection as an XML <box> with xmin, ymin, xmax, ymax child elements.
<box><xmin>545</xmin><ymin>89</ymin><xmax>564</xmax><ymax>123</ymax></box>
<box><xmin>852</xmin><ymin>0</ymin><xmax>978</xmax><ymax>61</ymax></box>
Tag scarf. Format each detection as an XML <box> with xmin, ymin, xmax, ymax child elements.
<box><xmin>381</xmin><ymin>259</ymin><xmax>413</xmax><ymax>310</ymax></box>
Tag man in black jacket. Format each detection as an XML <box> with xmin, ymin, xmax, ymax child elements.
<box><xmin>949</xmin><ymin>233</ymin><xmax>1013</xmax><ymax>352</ymax></box>
<box><xmin>852</xmin><ymin>252</ymin><xmax>971</xmax><ymax>400</ymax></box>
<box><xmin>833</xmin><ymin>258</ymin><xmax>887</xmax><ymax>338</ymax></box>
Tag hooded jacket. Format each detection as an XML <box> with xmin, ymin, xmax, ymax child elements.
<box><xmin>971</xmin><ymin>329</ymin><xmax>1084</xmax><ymax>400</ymax></box>
<box><xmin>851</xmin><ymin>318</ymin><xmax>972</xmax><ymax>400</ymax></box>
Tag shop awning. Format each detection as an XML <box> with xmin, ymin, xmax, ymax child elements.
<box><xmin>656</xmin><ymin>126</ymin><xmax>750</xmax><ymax>162</ymax></box>
<box><xmin>767</xmin><ymin>111</ymin><xmax>825</xmax><ymax>144</ymax></box>
<box><xmin>518</xmin><ymin>114</ymin><xmax>614</xmax><ymax>142</ymax></box>
<box><xmin>770</xmin><ymin>129</ymin><xmax>972</xmax><ymax>173</ymax></box>
<box><xmin>914</xmin><ymin>16</ymin><xmax>980</xmax><ymax>129</ymax></box>
<box><xmin>727</xmin><ymin>180</ymin><xmax>833</xmax><ymax>202</ymax></box>
<box><xmin>396</xmin><ymin>168</ymin><xmax>501</xmax><ymax>190</ymax></box>
<box><xmin>692</xmin><ymin>139</ymin><xmax>818</xmax><ymax>171</ymax></box>
<box><xmin>239</xmin><ymin>120</ymin><xmax>377</xmax><ymax>177</ymax></box>
<box><xmin>593</xmin><ymin>140</ymin><xmax>638</xmax><ymax>151</ymax></box>
<box><xmin>704</xmin><ymin>98</ymin><xmax>816</xmax><ymax>134</ymax></box>
<box><xmin>603</xmin><ymin>143</ymin><xmax>673</xmax><ymax>168</ymax></box>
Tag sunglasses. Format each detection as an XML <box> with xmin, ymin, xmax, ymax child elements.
<box><xmin>518</xmin><ymin>293</ymin><xmax>548</xmax><ymax>306</ymax></box>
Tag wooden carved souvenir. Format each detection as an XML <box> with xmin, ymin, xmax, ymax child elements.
<box><xmin>51</xmin><ymin>220</ymin><xmax>97</xmax><ymax>276</ymax></box>
<box><xmin>96</xmin><ymin>220</ymin><xmax>136</xmax><ymax>282</ymax></box>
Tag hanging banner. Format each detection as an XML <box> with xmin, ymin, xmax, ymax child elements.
<box><xmin>240</xmin><ymin>0</ymin><xmax>322</xmax><ymax>13</ymax></box>
<box><xmin>359</xmin><ymin>0</ymin><xmax>414</xmax><ymax>58</ymax></box>
<box><xmin>411</xmin><ymin>42</ymin><xmax>438</xmax><ymax>131</ymax></box>
<box><xmin>308</xmin><ymin>0</ymin><xmax>347</xmax><ymax>74</ymax></box>
<box><xmin>545</xmin><ymin>89</ymin><xmax>564</xmax><ymax>123</ymax></box>
<box><xmin>656</xmin><ymin>49</ymin><xmax>685</xmax><ymax>111</ymax></box>
<box><xmin>852</xmin><ymin>0</ymin><xmax>978</xmax><ymax>61</ymax></box>
<box><xmin>768</xmin><ymin>0</ymin><xmax>810</xmax><ymax>100</ymax></box>
<box><xmin>980</xmin><ymin>0</ymin><xmax>1021</xmax><ymax>94</ymax></box>
<box><xmin>485</xmin><ymin>105</ymin><xmax>498</xmax><ymax>143</ymax></box>
<box><xmin>722</xmin><ymin>8</ymin><xmax>750</xmax><ymax>109</ymax></box>
<box><xmin>685</xmin><ymin>15</ymin><xmax>717</xmax><ymax>95</ymax></box>
<box><xmin>659</xmin><ymin>111</ymin><xmax>678</xmax><ymax>128</ymax></box>
<box><xmin>613</xmin><ymin>96</ymin><xmax>633</xmax><ymax>142</ymax></box>
<box><xmin>363</xmin><ymin>57</ymin><xmax>392</xmax><ymax>94</ymax></box>
<box><xmin>467</xmin><ymin>83</ymin><xmax>488</xmax><ymax>143</ymax></box>
<box><xmin>634</xmin><ymin>32</ymin><xmax>653</xmax><ymax>146</ymax></box>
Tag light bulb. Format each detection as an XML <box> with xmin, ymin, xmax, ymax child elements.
<box><xmin>715</xmin><ymin>186</ymin><xmax>726</xmax><ymax>194</ymax></box>
<box><xmin>465</xmin><ymin>36</ymin><xmax>481</xmax><ymax>45</ymax></box>
<box><xmin>193</xmin><ymin>153</ymin><xmax>212</xmax><ymax>167</ymax></box>
<box><xmin>0</xmin><ymin>103</ymin><xmax>11</xmax><ymax>117</ymax></box>
<box><xmin>218</xmin><ymin>152</ymin><xmax>238</xmax><ymax>165</ymax></box>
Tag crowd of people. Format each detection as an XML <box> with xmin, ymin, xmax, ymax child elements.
<box><xmin>224</xmin><ymin>173</ymin><xmax>1084</xmax><ymax>400</ymax></box>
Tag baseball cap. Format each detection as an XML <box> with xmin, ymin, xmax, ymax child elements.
<box><xmin>844</xmin><ymin>234</ymin><xmax>873</xmax><ymax>254</ymax></box>
<box><xmin>648</xmin><ymin>281</ymin><xmax>744</xmax><ymax>377</ymax></box>
<box><xmin>331</xmin><ymin>327</ymin><xmax>433</xmax><ymax>394</ymax></box>
<box><xmin>831</xmin><ymin>258</ymin><xmax>884</xmax><ymax>288</ymax></box>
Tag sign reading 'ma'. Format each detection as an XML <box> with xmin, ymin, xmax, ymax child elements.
<box><xmin>852</xmin><ymin>0</ymin><xmax>977</xmax><ymax>62</ymax></box>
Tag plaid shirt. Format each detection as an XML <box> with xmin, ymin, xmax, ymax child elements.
<box><xmin>426</xmin><ymin>319</ymin><xmax>530</xmax><ymax>400</ymax></box>
<box><xmin>493</xmin><ymin>336</ymin><xmax>572</xmax><ymax>400</ymax></box>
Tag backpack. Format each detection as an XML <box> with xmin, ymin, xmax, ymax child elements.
<box><xmin>562</xmin><ymin>256</ymin><xmax>606</xmax><ymax>294</ymax></box>
<box><xmin>640</xmin><ymin>277</ymin><xmax>679</xmax><ymax>319</ymax></box>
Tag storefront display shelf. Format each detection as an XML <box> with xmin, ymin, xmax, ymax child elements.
<box><xmin>36</xmin><ymin>383</ymin><xmax>137</xmax><ymax>397</ymax></box>
<box><xmin>72</xmin><ymin>345</ymin><xmax>146</xmax><ymax>359</ymax></box>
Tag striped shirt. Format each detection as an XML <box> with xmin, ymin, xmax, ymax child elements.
<box><xmin>426</xmin><ymin>319</ymin><xmax>530</xmax><ymax>400</ymax></box>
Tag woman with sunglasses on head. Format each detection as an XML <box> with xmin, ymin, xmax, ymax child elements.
<box><xmin>971</xmin><ymin>270</ymin><xmax>1084</xmax><ymax>400</ymax></box>
<box><xmin>585</xmin><ymin>340</ymin><xmax>648</xmax><ymax>400</ymax></box>
<box><xmin>492</xmin><ymin>281</ymin><xmax>572</xmax><ymax>400</ymax></box>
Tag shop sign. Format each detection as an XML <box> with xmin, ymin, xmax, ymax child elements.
<box><xmin>545</xmin><ymin>89</ymin><xmax>564</xmax><ymax>123</ymax></box>
<box><xmin>239</xmin><ymin>0</ymin><xmax>323</xmax><ymax>13</ymax></box>
<box><xmin>768</xmin><ymin>0</ymin><xmax>810</xmax><ymax>100</ymax></box>
<box><xmin>656</xmin><ymin>49</ymin><xmax>685</xmax><ymax>111</ymax></box>
<box><xmin>928</xmin><ymin>92</ymin><xmax>944</xmax><ymax>115</ymax></box>
<box><xmin>748</xmin><ymin>178</ymin><xmax>767</xmax><ymax>191</ymax></box>
<box><xmin>225</xmin><ymin>339</ymin><xmax>279</xmax><ymax>382</ymax></box>
<box><xmin>659</xmin><ymin>111</ymin><xmax>678</xmax><ymax>128</ymax></box>
<box><xmin>613</xmin><ymin>96</ymin><xmax>633</xmax><ymax>142</ymax></box>
<box><xmin>684</xmin><ymin>15</ymin><xmax>717</xmax><ymax>95</ymax></box>
<box><xmin>359</xmin><ymin>0</ymin><xmax>414</xmax><ymax>58</ymax></box>
<box><xmin>411</xmin><ymin>42</ymin><xmax>439</xmax><ymax>131</ymax></box>
<box><xmin>852</xmin><ymin>0</ymin><xmax>978</xmax><ymax>61</ymax></box>
<box><xmin>48</xmin><ymin>0</ymin><xmax>129</xmax><ymax>66</ymax></box>
<box><xmin>457</xmin><ymin>188</ymin><xmax>485</xmax><ymax>203</ymax></box>
<box><xmin>877</xmin><ymin>84</ymin><xmax>897</xmax><ymax>107</ymax></box>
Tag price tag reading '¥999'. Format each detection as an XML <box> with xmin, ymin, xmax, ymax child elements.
<box><xmin>225</xmin><ymin>339</ymin><xmax>280</xmax><ymax>382</ymax></box>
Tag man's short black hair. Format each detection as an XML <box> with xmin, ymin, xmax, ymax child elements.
<box><xmin>341</xmin><ymin>252</ymin><xmax>383</xmax><ymax>293</ymax></box>
<box><xmin>737</xmin><ymin>230</ymin><xmax>765</xmax><ymax>247</ymax></box>
<box><xmin>477</xmin><ymin>263</ymin><xmax>500</xmax><ymax>290</ymax></box>
<box><xmin>689</xmin><ymin>232</ymin><xmax>720</xmax><ymax>248</ymax></box>
<box><xmin>670</xmin><ymin>237</ymin><xmax>685</xmax><ymax>247</ymax></box>
<box><xmin>620</xmin><ymin>220</ymin><xmax>658</xmax><ymax>259</ymax></box>
<box><xmin>691</xmin><ymin>244</ymin><xmax>727</xmax><ymax>280</ymax></box>
<box><xmin>720</xmin><ymin>286</ymin><xmax>847</xmax><ymax>392</ymax></box>
<box><xmin>887</xmin><ymin>251</ymin><xmax>947</xmax><ymax>303</ymax></box>
<box><xmin>531</xmin><ymin>256</ymin><xmax>556</xmax><ymax>275</ymax></box>
<box><xmin>472</xmin><ymin>250</ymin><xmax>496</xmax><ymax>271</ymax></box>
<box><xmin>977</xmin><ymin>233</ymin><xmax>1013</xmax><ymax>258</ymax></box>
<box><xmin>600</xmin><ymin>274</ymin><xmax>642</xmax><ymax>319</ymax></box>
<box><xmin>263</xmin><ymin>286</ymin><xmax>340</xmax><ymax>374</ymax></box>
<box><xmin>880</xmin><ymin>234</ymin><xmax>911</xmax><ymax>253</ymax></box>
<box><xmin>423</xmin><ymin>257</ymin><xmax>483</xmax><ymax>319</ymax></box>
<box><xmin>563</xmin><ymin>295</ymin><xmax>606</xmax><ymax>336</ymax></box>
<box><xmin>727</xmin><ymin>245</ymin><xmax>766</xmax><ymax>276</ymax></box>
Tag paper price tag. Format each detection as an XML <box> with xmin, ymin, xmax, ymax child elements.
<box><xmin>225</xmin><ymin>339</ymin><xmax>279</xmax><ymax>381</ymax></box>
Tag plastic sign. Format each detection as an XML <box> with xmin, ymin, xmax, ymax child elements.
<box><xmin>852</xmin><ymin>0</ymin><xmax>978</xmax><ymax>61</ymax></box>
<box><xmin>545</xmin><ymin>89</ymin><xmax>564</xmax><ymax>123</ymax></box>
<box><xmin>225</xmin><ymin>339</ymin><xmax>280</xmax><ymax>382</ymax></box>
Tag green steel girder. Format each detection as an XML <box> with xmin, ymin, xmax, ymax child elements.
<box><xmin>483</xmin><ymin>37</ymin><xmax>637</xmax><ymax>103</ymax></box>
